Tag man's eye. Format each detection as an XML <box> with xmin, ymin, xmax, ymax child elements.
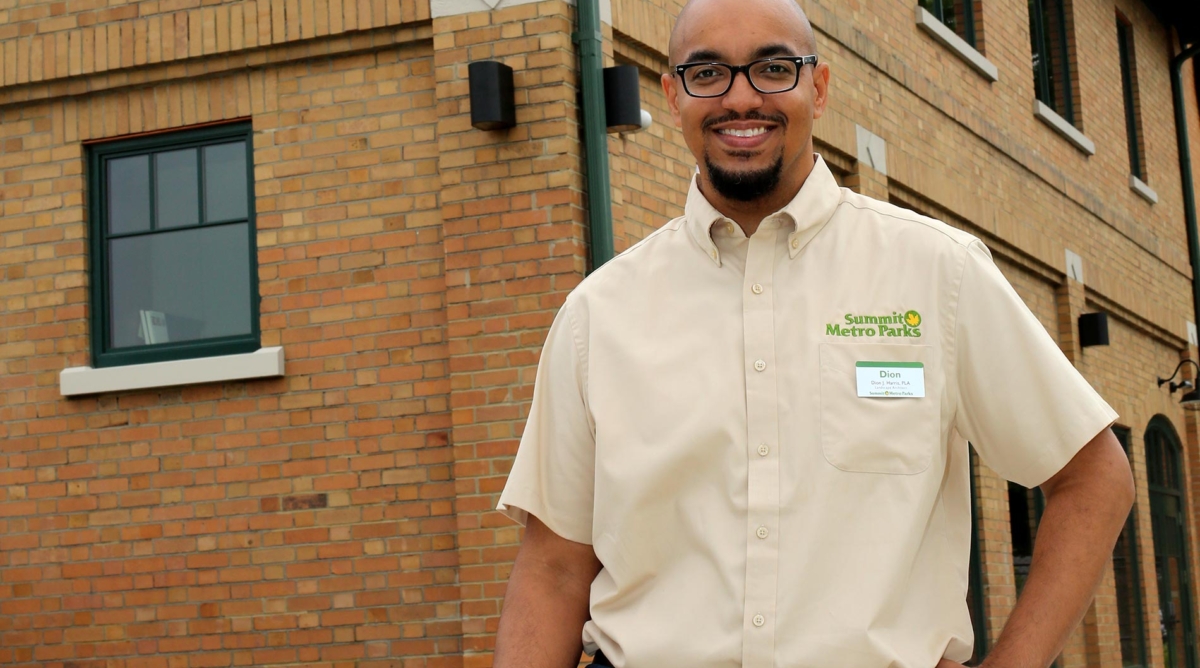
<box><xmin>693</xmin><ymin>68</ymin><xmax>723</xmax><ymax>79</ymax></box>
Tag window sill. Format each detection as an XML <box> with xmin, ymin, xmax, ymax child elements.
<box><xmin>915</xmin><ymin>6</ymin><xmax>998</xmax><ymax>82</ymax></box>
<box><xmin>60</xmin><ymin>346</ymin><xmax>285</xmax><ymax>396</ymax></box>
<box><xmin>1033</xmin><ymin>100</ymin><xmax>1095</xmax><ymax>156</ymax></box>
<box><xmin>1130</xmin><ymin>174</ymin><xmax>1158</xmax><ymax>204</ymax></box>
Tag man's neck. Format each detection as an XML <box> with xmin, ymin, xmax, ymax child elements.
<box><xmin>700</xmin><ymin>156</ymin><xmax>816</xmax><ymax>237</ymax></box>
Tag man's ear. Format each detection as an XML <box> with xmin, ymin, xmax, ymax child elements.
<box><xmin>811</xmin><ymin>62</ymin><xmax>831</xmax><ymax>120</ymax></box>
<box><xmin>662</xmin><ymin>72</ymin><xmax>683</xmax><ymax>128</ymax></box>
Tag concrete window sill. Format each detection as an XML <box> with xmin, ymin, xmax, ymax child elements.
<box><xmin>915</xmin><ymin>6</ymin><xmax>998</xmax><ymax>82</ymax></box>
<box><xmin>60</xmin><ymin>347</ymin><xmax>285</xmax><ymax>397</ymax></box>
<box><xmin>1033</xmin><ymin>100</ymin><xmax>1095</xmax><ymax>156</ymax></box>
<box><xmin>1130</xmin><ymin>174</ymin><xmax>1158</xmax><ymax>204</ymax></box>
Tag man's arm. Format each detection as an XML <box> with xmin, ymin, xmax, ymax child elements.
<box><xmin>494</xmin><ymin>514</ymin><xmax>603</xmax><ymax>668</ymax></box>
<box><xmin>939</xmin><ymin>428</ymin><xmax>1134</xmax><ymax>668</ymax></box>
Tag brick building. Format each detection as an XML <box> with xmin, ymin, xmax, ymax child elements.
<box><xmin>0</xmin><ymin>0</ymin><xmax>1198</xmax><ymax>664</ymax></box>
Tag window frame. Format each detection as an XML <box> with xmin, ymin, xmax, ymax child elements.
<box><xmin>87</xmin><ymin>121</ymin><xmax>260</xmax><ymax>369</ymax></box>
<box><xmin>919</xmin><ymin>0</ymin><xmax>977</xmax><ymax>46</ymax></box>
<box><xmin>967</xmin><ymin>447</ymin><xmax>989</xmax><ymax>663</ymax></box>
<box><xmin>1029</xmin><ymin>0</ymin><xmax>1075</xmax><ymax>124</ymax></box>
<box><xmin>1116</xmin><ymin>14</ymin><xmax>1143</xmax><ymax>180</ymax></box>
<box><xmin>1111</xmin><ymin>425</ymin><xmax>1148</xmax><ymax>668</ymax></box>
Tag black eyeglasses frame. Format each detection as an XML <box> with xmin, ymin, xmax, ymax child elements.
<box><xmin>672</xmin><ymin>55</ymin><xmax>818</xmax><ymax>98</ymax></box>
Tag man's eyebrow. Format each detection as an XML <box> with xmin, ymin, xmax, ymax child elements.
<box><xmin>751</xmin><ymin>43</ymin><xmax>798</xmax><ymax>59</ymax></box>
<box><xmin>678</xmin><ymin>44</ymin><xmax>799</xmax><ymax>65</ymax></box>
<box><xmin>679</xmin><ymin>48</ymin><xmax>723</xmax><ymax>64</ymax></box>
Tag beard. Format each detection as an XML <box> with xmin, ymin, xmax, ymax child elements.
<box><xmin>704</xmin><ymin>150</ymin><xmax>784</xmax><ymax>202</ymax></box>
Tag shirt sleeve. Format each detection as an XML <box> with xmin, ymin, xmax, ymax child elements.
<box><xmin>496</xmin><ymin>300</ymin><xmax>596</xmax><ymax>545</ymax></box>
<box><xmin>953</xmin><ymin>241</ymin><xmax>1118</xmax><ymax>488</ymax></box>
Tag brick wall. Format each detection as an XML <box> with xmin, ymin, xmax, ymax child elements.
<box><xmin>1</xmin><ymin>0</ymin><xmax>1199</xmax><ymax>665</ymax></box>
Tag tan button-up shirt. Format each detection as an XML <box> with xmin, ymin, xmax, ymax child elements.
<box><xmin>498</xmin><ymin>156</ymin><xmax>1117</xmax><ymax>668</ymax></box>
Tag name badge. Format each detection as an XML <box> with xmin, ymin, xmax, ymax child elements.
<box><xmin>855</xmin><ymin>361</ymin><xmax>925</xmax><ymax>398</ymax></box>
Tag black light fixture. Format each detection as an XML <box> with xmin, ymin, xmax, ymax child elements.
<box><xmin>1078</xmin><ymin>312</ymin><xmax>1109</xmax><ymax>347</ymax></box>
<box><xmin>468</xmin><ymin>61</ymin><xmax>516</xmax><ymax>131</ymax></box>
<box><xmin>603</xmin><ymin>65</ymin><xmax>644</xmax><ymax>133</ymax></box>
<box><xmin>1157</xmin><ymin>359</ymin><xmax>1200</xmax><ymax>411</ymax></box>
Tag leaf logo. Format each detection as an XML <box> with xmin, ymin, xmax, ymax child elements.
<box><xmin>904</xmin><ymin>310</ymin><xmax>921</xmax><ymax>328</ymax></box>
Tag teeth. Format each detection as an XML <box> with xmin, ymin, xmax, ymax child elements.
<box><xmin>718</xmin><ymin>127</ymin><xmax>769</xmax><ymax>137</ymax></box>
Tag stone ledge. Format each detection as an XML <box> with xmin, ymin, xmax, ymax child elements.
<box><xmin>60</xmin><ymin>346</ymin><xmax>285</xmax><ymax>396</ymax></box>
<box><xmin>1130</xmin><ymin>174</ymin><xmax>1158</xmax><ymax>204</ymax></box>
<box><xmin>1033</xmin><ymin>100</ymin><xmax>1095</xmax><ymax>156</ymax></box>
<box><xmin>914</xmin><ymin>6</ymin><xmax>998</xmax><ymax>82</ymax></box>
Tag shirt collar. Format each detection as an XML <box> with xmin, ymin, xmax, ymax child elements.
<box><xmin>684</xmin><ymin>154</ymin><xmax>843</xmax><ymax>266</ymax></box>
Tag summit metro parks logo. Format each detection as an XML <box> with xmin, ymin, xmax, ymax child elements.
<box><xmin>825</xmin><ymin>310</ymin><xmax>923</xmax><ymax>338</ymax></box>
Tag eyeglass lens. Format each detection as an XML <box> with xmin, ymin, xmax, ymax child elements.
<box><xmin>683</xmin><ymin>60</ymin><xmax>799</xmax><ymax>96</ymax></box>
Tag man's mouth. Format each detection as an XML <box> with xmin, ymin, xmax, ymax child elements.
<box><xmin>716</xmin><ymin>127</ymin><xmax>770</xmax><ymax>137</ymax></box>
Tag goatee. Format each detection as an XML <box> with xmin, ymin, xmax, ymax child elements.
<box><xmin>704</xmin><ymin>152</ymin><xmax>784</xmax><ymax>202</ymax></box>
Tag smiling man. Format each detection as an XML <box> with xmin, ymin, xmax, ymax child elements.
<box><xmin>491</xmin><ymin>0</ymin><xmax>1135</xmax><ymax>666</ymax></box>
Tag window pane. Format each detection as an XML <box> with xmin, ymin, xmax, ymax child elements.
<box><xmin>204</xmin><ymin>141</ymin><xmax>249</xmax><ymax>222</ymax></box>
<box><xmin>107</xmin><ymin>155</ymin><xmax>151</xmax><ymax>235</ymax></box>
<box><xmin>109</xmin><ymin>223</ymin><xmax>252</xmax><ymax>349</ymax></box>
<box><xmin>155</xmin><ymin>148</ymin><xmax>200</xmax><ymax>229</ymax></box>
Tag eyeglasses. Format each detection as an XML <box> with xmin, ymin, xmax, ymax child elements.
<box><xmin>673</xmin><ymin>55</ymin><xmax>818</xmax><ymax>98</ymax></box>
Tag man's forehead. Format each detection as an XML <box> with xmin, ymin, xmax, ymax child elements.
<box><xmin>669</xmin><ymin>0</ymin><xmax>813</xmax><ymax>65</ymax></box>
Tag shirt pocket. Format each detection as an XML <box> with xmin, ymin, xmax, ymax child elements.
<box><xmin>818</xmin><ymin>342</ymin><xmax>940</xmax><ymax>475</ymax></box>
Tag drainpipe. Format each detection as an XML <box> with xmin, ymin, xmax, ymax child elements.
<box><xmin>1172</xmin><ymin>40</ymin><xmax>1200</xmax><ymax>333</ymax></box>
<box><xmin>574</xmin><ymin>0</ymin><xmax>615</xmax><ymax>271</ymax></box>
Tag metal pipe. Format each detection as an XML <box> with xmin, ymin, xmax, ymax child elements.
<box><xmin>574</xmin><ymin>0</ymin><xmax>615</xmax><ymax>271</ymax></box>
<box><xmin>1171</xmin><ymin>40</ymin><xmax>1200</xmax><ymax>334</ymax></box>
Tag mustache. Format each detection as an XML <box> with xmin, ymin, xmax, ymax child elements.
<box><xmin>701</xmin><ymin>111</ymin><xmax>788</xmax><ymax>131</ymax></box>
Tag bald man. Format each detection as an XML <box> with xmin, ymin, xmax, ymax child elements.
<box><xmin>492</xmin><ymin>0</ymin><xmax>1134</xmax><ymax>666</ymax></box>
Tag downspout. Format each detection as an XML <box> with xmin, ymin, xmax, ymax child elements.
<box><xmin>1172</xmin><ymin>40</ymin><xmax>1200</xmax><ymax>332</ymax></box>
<box><xmin>574</xmin><ymin>0</ymin><xmax>615</xmax><ymax>271</ymax></box>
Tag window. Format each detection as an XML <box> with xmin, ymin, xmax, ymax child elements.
<box><xmin>1116</xmin><ymin>15</ymin><xmax>1144</xmax><ymax>180</ymax></box>
<box><xmin>967</xmin><ymin>448</ymin><xmax>988</xmax><ymax>664</ymax></box>
<box><xmin>1029</xmin><ymin>0</ymin><xmax>1075</xmax><ymax>124</ymax></box>
<box><xmin>1112</xmin><ymin>426</ymin><xmax>1148</xmax><ymax>667</ymax></box>
<box><xmin>1009</xmin><ymin>480</ymin><xmax>1061</xmax><ymax>667</ymax></box>
<box><xmin>87</xmin><ymin>122</ymin><xmax>259</xmax><ymax>368</ymax></box>
<box><xmin>919</xmin><ymin>0</ymin><xmax>977</xmax><ymax>46</ymax></box>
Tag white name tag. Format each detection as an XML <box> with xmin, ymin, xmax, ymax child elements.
<box><xmin>855</xmin><ymin>361</ymin><xmax>925</xmax><ymax>398</ymax></box>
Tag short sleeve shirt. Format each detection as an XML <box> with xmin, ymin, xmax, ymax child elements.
<box><xmin>497</xmin><ymin>155</ymin><xmax>1117</xmax><ymax>668</ymax></box>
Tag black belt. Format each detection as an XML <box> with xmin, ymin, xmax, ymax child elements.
<box><xmin>590</xmin><ymin>649</ymin><xmax>613</xmax><ymax>667</ymax></box>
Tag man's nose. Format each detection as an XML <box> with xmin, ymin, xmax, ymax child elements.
<box><xmin>722</xmin><ymin>70</ymin><xmax>764</xmax><ymax>112</ymax></box>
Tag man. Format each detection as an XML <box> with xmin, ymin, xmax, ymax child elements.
<box><xmin>492</xmin><ymin>0</ymin><xmax>1135</xmax><ymax>665</ymax></box>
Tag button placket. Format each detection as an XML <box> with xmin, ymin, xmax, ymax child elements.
<box><xmin>740</xmin><ymin>224</ymin><xmax>781</xmax><ymax>668</ymax></box>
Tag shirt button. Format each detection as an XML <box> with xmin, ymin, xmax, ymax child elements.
<box><xmin>757</xmin><ymin>443</ymin><xmax>769</xmax><ymax>456</ymax></box>
<box><xmin>753</xmin><ymin>360</ymin><xmax>766</xmax><ymax>372</ymax></box>
<box><xmin>791</xmin><ymin>238</ymin><xmax>799</xmax><ymax>249</ymax></box>
<box><xmin>756</xmin><ymin>526</ymin><xmax>769</xmax><ymax>539</ymax></box>
<box><xmin>753</xmin><ymin>614</ymin><xmax>765</xmax><ymax>627</ymax></box>
<box><xmin>726</xmin><ymin>222</ymin><xmax>735</xmax><ymax>233</ymax></box>
<box><xmin>710</xmin><ymin>249</ymin><xmax>718</xmax><ymax>260</ymax></box>
<box><xmin>751</xmin><ymin>283</ymin><xmax>763</xmax><ymax>294</ymax></box>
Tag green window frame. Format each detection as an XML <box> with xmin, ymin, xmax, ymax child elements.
<box><xmin>967</xmin><ymin>447</ymin><xmax>989</xmax><ymax>664</ymax></box>
<box><xmin>919</xmin><ymin>0</ymin><xmax>978</xmax><ymax>46</ymax></box>
<box><xmin>1029</xmin><ymin>0</ymin><xmax>1075</xmax><ymax>124</ymax></box>
<box><xmin>87</xmin><ymin>122</ymin><xmax>259</xmax><ymax>369</ymax></box>
<box><xmin>1116</xmin><ymin>15</ymin><xmax>1143</xmax><ymax>180</ymax></box>
<box><xmin>1112</xmin><ymin>426</ymin><xmax>1148</xmax><ymax>668</ymax></box>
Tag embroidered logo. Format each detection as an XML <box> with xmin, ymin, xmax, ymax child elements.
<box><xmin>825</xmin><ymin>310</ymin><xmax>923</xmax><ymax>338</ymax></box>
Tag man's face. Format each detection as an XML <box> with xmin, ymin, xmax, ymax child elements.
<box><xmin>662</xmin><ymin>0</ymin><xmax>829</xmax><ymax>203</ymax></box>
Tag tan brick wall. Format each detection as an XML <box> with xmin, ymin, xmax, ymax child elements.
<box><xmin>1</xmin><ymin>0</ymin><xmax>1199</xmax><ymax>664</ymax></box>
<box><xmin>0</xmin><ymin>29</ymin><xmax>465</xmax><ymax>666</ymax></box>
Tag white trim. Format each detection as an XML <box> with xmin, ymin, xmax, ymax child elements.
<box><xmin>1188</xmin><ymin>321</ymin><xmax>1197</xmax><ymax>347</ymax></box>
<box><xmin>1130</xmin><ymin>174</ymin><xmax>1158</xmax><ymax>204</ymax></box>
<box><xmin>1065</xmin><ymin>249</ymin><xmax>1084</xmax><ymax>284</ymax></box>
<box><xmin>914</xmin><ymin>6</ymin><xmax>998</xmax><ymax>82</ymax></box>
<box><xmin>855</xmin><ymin>124</ymin><xmax>888</xmax><ymax>176</ymax></box>
<box><xmin>60</xmin><ymin>347</ymin><xmax>285</xmax><ymax>396</ymax></box>
<box><xmin>431</xmin><ymin>0</ymin><xmax>611</xmax><ymax>23</ymax></box>
<box><xmin>1033</xmin><ymin>100</ymin><xmax>1095</xmax><ymax>156</ymax></box>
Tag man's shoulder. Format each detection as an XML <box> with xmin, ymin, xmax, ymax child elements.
<box><xmin>568</xmin><ymin>215</ymin><xmax>693</xmax><ymax>302</ymax></box>
<box><xmin>834</xmin><ymin>190</ymin><xmax>979</xmax><ymax>250</ymax></box>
